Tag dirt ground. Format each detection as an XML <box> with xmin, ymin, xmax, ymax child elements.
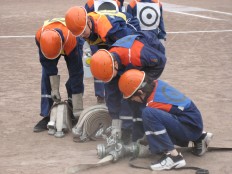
<box><xmin>0</xmin><ymin>0</ymin><xmax>232</xmax><ymax>174</ymax></box>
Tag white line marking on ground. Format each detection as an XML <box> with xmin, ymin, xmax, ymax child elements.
<box><xmin>168</xmin><ymin>11</ymin><xmax>224</xmax><ymax>20</ymax></box>
<box><xmin>168</xmin><ymin>30</ymin><xmax>232</xmax><ymax>34</ymax></box>
<box><xmin>0</xmin><ymin>35</ymin><xmax>34</xmax><ymax>38</ymax></box>
<box><xmin>206</xmin><ymin>10</ymin><xmax>232</xmax><ymax>16</ymax></box>
<box><xmin>161</xmin><ymin>2</ymin><xmax>231</xmax><ymax>20</ymax></box>
<box><xmin>162</xmin><ymin>3</ymin><xmax>205</xmax><ymax>12</ymax></box>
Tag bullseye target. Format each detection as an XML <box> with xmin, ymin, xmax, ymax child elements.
<box><xmin>136</xmin><ymin>2</ymin><xmax>161</xmax><ymax>30</ymax></box>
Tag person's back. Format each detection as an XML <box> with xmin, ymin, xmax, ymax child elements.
<box><xmin>127</xmin><ymin>0</ymin><xmax>166</xmax><ymax>45</ymax></box>
<box><xmin>65</xmin><ymin>6</ymin><xmax>140</xmax><ymax>46</ymax></box>
<box><xmin>84</xmin><ymin>0</ymin><xmax>125</xmax><ymax>104</ymax></box>
<box><xmin>36</xmin><ymin>19</ymin><xmax>77</xmax><ymax>57</ymax></box>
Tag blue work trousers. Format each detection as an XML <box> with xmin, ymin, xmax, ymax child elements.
<box><xmin>142</xmin><ymin>107</ymin><xmax>203</xmax><ymax>154</ymax></box>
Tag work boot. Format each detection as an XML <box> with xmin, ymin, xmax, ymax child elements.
<box><xmin>97</xmin><ymin>96</ymin><xmax>105</xmax><ymax>104</ymax></box>
<box><xmin>192</xmin><ymin>132</ymin><xmax>213</xmax><ymax>156</ymax></box>
<box><xmin>33</xmin><ymin>116</ymin><xmax>50</xmax><ymax>132</ymax></box>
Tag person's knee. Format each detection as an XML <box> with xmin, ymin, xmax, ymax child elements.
<box><xmin>142</xmin><ymin>108</ymin><xmax>160</xmax><ymax>123</ymax></box>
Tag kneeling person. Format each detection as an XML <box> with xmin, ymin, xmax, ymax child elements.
<box><xmin>118</xmin><ymin>69</ymin><xmax>213</xmax><ymax>170</ymax></box>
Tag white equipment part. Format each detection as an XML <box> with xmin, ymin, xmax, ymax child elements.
<box><xmin>83</xmin><ymin>42</ymin><xmax>93</xmax><ymax>78</ymax></box>
<box><xmin>94</xmin><ymin>0</ymin><xmax>119</xmax><ymax>12</ymax></box>
<box><xmin>47</xmin><ymin>101</ymin><xmax>73</xmax><ymax>138</ymax></box>
<box><xmin>84</xmin><ymin>65</ymin><xmax>92</xmax><ymax>78</ymax></box>
<box><xmin>72</xmin><ymin>105</ymin><xmax>112</xmax><ymax>142</ymax></box>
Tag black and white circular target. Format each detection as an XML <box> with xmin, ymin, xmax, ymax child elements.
<box><xmin>98</xmin><ymin>2</ymin><xmax>117</xmax><ymax>11</ymax></box>
<box><xmin>94</xmin><ymin>0</ymin><xmax>119</xmax><ymax>12</ymax></box>
<box><xmin>137</xmin><ymin>2</ymin><xmax>160</xmax><ymax>30</ymax></box>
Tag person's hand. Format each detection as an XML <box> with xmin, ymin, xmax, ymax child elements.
<box><xmin>49</xmin><ymin>75</ymin><xmax>61</xmax><ymax>103</ymax></box>
<box><xmin>137</xmin><ymin>134</ymin><xmax>148</xmax><ymax>146</ymax></box>
<box><xmin>111</xmin><ymin>119</ymin><xmax>122</xmax><ymax>139</ymax></box>
<box><xmin>136</xmin><ymin>142</ymin><xmax>151</xmax><ymax>158</ymax></box>
<box><xmin>51</xmin><ymin>90</ymin><xmax>61</xmax><ymax>102</ymax></box>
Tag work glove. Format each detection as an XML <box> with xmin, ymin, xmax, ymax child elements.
<box><xmin>72</xmin><ymin>93</ymin><xmax>83</xmax><ymax>119</ymax></box>
<box><xmin>49</xmin><ymin>75</ymin><xmax>61</xmax><ymax>103</ymax></box>
<box><xmin>111</xmin><ymin>119</ymin><xmax>122</xmax><ymax>140</ymax></box>
<box><xmin>136</xmin><ymin>142</ymin><xmax>151</xmax><ymax>158</ymax></box>
<box><xmin>137</xmin><ymin>134</ymin><xmax>148</xmax><ymax>146</ymax></box>
<box><xmin>136</xmin><ymin>135</ymin><xmax>151</xmax><ymax>158</ymax></box>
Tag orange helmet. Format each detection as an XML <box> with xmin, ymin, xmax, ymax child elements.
<box><xmin>65</xmin><ymin>6</ymin><xmax>87</xmax><ymax>36</ymax></box>
<box><xmin>119</xmin><ymin>69</ymin><xmax>145</xmax><ymax>99</ymax></box>
<box><xmin>40</xmin><ymin>29</ymin><xmax>62</xmax><ymax>60</ymax></box>
<box><xmin>90</xmin><ymin>49</ymin><xmax>115</xmax><ymax>83</ymax></box>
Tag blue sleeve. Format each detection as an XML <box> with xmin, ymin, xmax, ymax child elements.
<box><xmin>38</xmin><ymin>43</ymin><xmax>59</xmax><ymax>76</ymax></box>
<box><xmin>104</xmin><ymin>76</ymin><xmax>123</xmax><ymax>119</ymax></box>
<box><xmin>119</xmin><ymin>0</ymin><xmax>124</xmax><ymax>6</ymax></box>
<box><xmin>124</xmin><ymin>12</ymin><xmax>141</xmax><ymax>32</ymax></box>
<box><xmin>85</xmin><ymin>2</ymin><xmax>94</xmax><ymax>13</ymax></box>
<box><xmin>64</xmin><ymin>38</ymin><xmax>84</xmax><ymax>94</ymax></box>
<box><xmin>158</xmin><ymin>6</ymin><xmax>166</xmax><ymax>40</ymax></box>
<box><xmin>105</xmin><ymin>16</ymin><xmax>129</xmax><ymax>44</ymax></box>
<box><xmin>126</xmin><ymin>4</ymin><xmax>133</xmax><ymax>15</ymax></box>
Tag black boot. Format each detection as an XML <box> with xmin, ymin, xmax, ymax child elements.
<box><xmin>33</xmin><ymin>116</ymin><xmax>50</xmax><ymax>132</ymax></box>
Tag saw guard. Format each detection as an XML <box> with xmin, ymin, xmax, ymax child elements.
<box><xmin>48</xmin><ymin>101</ymin><xmax>74</xmax><ymax>137</ymax></box>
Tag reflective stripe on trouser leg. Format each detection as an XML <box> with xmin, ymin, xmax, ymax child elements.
<box><xmin>129</xmin><ymin>101</ymin><xmax>146</xmax><ymax>142</ymax></box>
<box><xmin>132</xmin><ymin>118</ymin><xmax>144</xmax><ymax>142</ymax></box>
<box><xmin>94</xmin><ymin>78</ymin><xmax>105</xmax><ymax>98</ymax></box>
<box><xmin>120</xmin><ymin>99</ymin><xmax>133</xmax><ymax>130</ymax></box>
<box><xmin>41</xmin><ymin>67</ymin><xmax>54</xmax><ymax>117</ymax></box>
<box><xmin>120</xmin><ymin>115</ymin><xmax>133</xmax><ymax>131</ymax></box>
<box><xmin>142</xmin><ymin>107</ymin><xmax>190</xmax><ymax>153</ymax></box>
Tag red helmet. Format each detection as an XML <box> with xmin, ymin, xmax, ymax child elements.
<box><xmin>119</xmin><ymin>69</ymin><xmax>145</xmax><ymax>99</ymax></box>
<box><xmin>40</xmin><ymin>29</ymin><xmax>62</xmax><ymax>59</ymax></box>
<box><xmin>65</xmin><ymin>6</ymin><xmax>87</xmax><ymax>36</ymax></box>
<box><xmin>90</xmin><ymin>49</ymin><xmax>115</xmax><ymax>83</ymax></box>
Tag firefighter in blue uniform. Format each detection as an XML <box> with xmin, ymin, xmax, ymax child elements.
<box><xmin>118</xmin><ymin>69</ymin><xmax>213</xmax><ymax>171</ymax></box>
<box><xmin>90</xmin><ymin>32</ymin><xmax>166</xmax><ymax>142</ymax></box>
<box><xmin>34</xmin><ymin>18</ymin><xmax>84</xmax><ymax>132</ymax></box>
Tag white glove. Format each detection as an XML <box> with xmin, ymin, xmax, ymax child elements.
<box><xmin>159</xmin><ymin>39</ymin><xmax>165</xmax><ymax>47</ymax></box>
<box><xmin>72</xmin><ymin>94</ymin><xmax>83</xmax><ymax>119</ymax></box>
<box><xmin>51</xmin><ymin>90</ymin><xmax>61</xmax><ymax>103</ymax></box>
<box><xmin>111</xmin><ymin>119</ymin><xmax>122</xmax><ymax>139</ymax></box>
<box><xmin>49</xmin><ymin>75</ymin><xmax>61</xmax><ymax>103</ymax></box>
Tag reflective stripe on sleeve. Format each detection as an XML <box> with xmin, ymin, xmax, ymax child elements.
<box><xmin>133</xmin><ymin>118</ymin><xmax>143</xmax><ymax>122</ymax></box>
<box><xmin>119</xmin><ymin>115</ymin><xmax>133</xmax><ymax>120</ymax></box>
